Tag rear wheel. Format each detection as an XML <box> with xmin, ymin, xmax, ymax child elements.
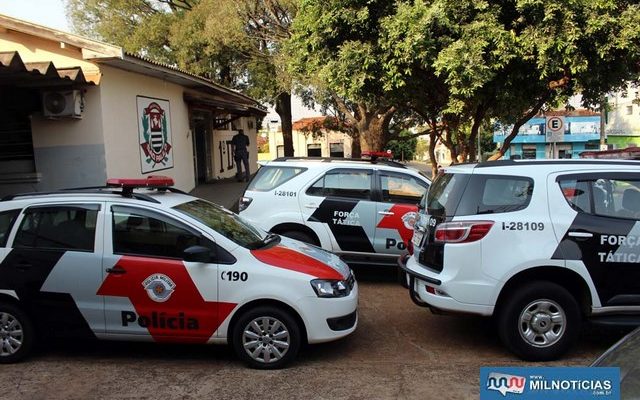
<box><xmin>497</xmin><ymin>281</ymin><xmax>580</xmax><ymax>361</ymax></box>
<box><xmin>280</xmin><ymin>230</ymin><xmax>315</xmax><ymax>245</ymax></box>
<box><xmin>232</xmin><ymin>306</ymin><xmax>301</xmax><ymax>369</ymax></box>
<box><xmin>0</xmin><ymin>302</ymin><xmax>34</xmax><ymax>364</ymax></box>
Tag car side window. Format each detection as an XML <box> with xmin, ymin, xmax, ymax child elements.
<box><xmin>559</xmin><ymin>180</ymin><xmax>592</xmax><ymax>213</ymax></box>
<box><xmin>111</xmin><ymin>206</ymin><xmax>231</xmax><ymax>261</ymax></box>
<box><xmin>13</xmin><ymin>205</ymin><xmax>99</xmax><ymax>252</ymax></box>
<box><xmin>306</xmin><ymin>169</ymin><xmax>372</xmax><ymax>200</ymax></box>
<box><xmin>380</xmin><ymin>172</ymin><xmax>428</xmax><ymax>204</ymax></box>
<box><xmin>0</xmin><ymin>209</ymin><xmax>20</xmax><ymax>247</ymax></box>
<box><xmin>559</xmin><ymin>177</ymin><xmax>640</xmax><ymax>220</ymax></box>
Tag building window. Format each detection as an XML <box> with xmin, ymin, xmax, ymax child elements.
<box><xmin>522</xmin><ymin>146</ymin><xmax>537</xmax><ymax>159</ymax></box>
<box><xmin>248</xmin><ymin>119</ymin><xmax>255</xmax><ymax>130</ymax></box>
<box><xmin>330</xmin><ymin>142</ymin><xmax>344</xmax><ymax>158</ymax></box>
<box><xmin>307</xmin><ymin>143</ymin><xmax>321</xmax><ymax>157</ymax></box>
<box><xmin>627</xmin><ymin>106</ymin><xmax>633</xmax><ymax>115</ymax></box>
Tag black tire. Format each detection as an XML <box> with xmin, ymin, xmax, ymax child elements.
<box><xmin>232</xmin><ymin>306</ymin><xmax>301</xmax><ymax>369</ymax></box>
<box><xmin>397</xmin><ymin>267</ymin><xmax>409</xmax><ymax>289</ymax></box>
<box><xmin>497</xmin><ymin>281</ymin><xmax>580</xmax><ymax>361</ymax></box>
<box><xmin>0</xmin><ymin>302</ymin><xmax>34</xmax><ymax>364</ymax></box>
<box><xmin>280</xmin><ymin>230</ymin><xmax>316</xmax><ymax>245</ymax></box>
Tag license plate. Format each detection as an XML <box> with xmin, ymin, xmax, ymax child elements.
<box><xmin>411</xmin><ymin>230</ymin><xmax>424</xmax><ymax>248</ymax></box>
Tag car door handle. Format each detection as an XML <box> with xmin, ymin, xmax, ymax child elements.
<box><xmin>304</xmin><ymin>203</ymin><xmax>318</xmax><ymax>209</ymax></box>
<box><xmin>106</xmin><ymin>266</ymin><xmax>127</xmax><ymax>275</ymax></box>
<box><xmin>378</xmin><ymin>211</ymin><xmax>394</xmax><ymax>216</ymax></box>
<box><xmin>568</xmin><ymin>231</ymin><xmax>593</xmax><ymax>239</ymax></box>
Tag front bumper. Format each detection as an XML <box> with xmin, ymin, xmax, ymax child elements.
<box><xmin>296</xmin><ymin>281</ymin><xmax>359</xmax><ymax>344</ymax></box>
<box><xmin>398</xmin><ymin>254</ymin><xmax>495</xmax><ymax>316</ymax></box>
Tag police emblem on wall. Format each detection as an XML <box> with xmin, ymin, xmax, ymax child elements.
<box><xmin>137</xmin><ymin>96</ymin><xmax>173</xmax><ymax>173</ymax></box>
<box><xmin>142</xmin><ymin>274</ymin><xmax>176</xmax><ymax>302</ymax></box>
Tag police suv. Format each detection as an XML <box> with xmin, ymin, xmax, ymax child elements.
<box><xmin>239</xmin><ymin>157</ymin><xmax>431</xmax><ymax>267</ymax></box>
<box><xmin>0</xmin><ymin>177</ymin><xmax>357</xmax><ymax>368</ymax></box>
<box><xmin>400</xmin><ymin>160</ymin><xmax>640</xmax><ymax>360</ymax></box>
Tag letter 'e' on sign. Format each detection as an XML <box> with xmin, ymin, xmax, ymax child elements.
<box><xmin>545</xmin><ymin>116</ymin><xmax>565</xmax><ymax>143</ymax></box>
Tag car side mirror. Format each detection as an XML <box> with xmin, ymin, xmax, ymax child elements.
<box><xmin>183</xmin><ymin>245</ymin><xmax>212</xmax><ymax>263</ymax></box>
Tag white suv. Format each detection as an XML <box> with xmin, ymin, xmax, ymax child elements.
<box><xmin>401</xmin><ymin>160</ymin><xmax>640</xmax><ymax>360</ymax></box>
<box><xmin>239</xmin><ymin>158</ymin><xmax>430</xmax><ymax>267</ymax></box>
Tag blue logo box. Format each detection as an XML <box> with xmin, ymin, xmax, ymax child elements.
<box><xmin>480</xmin><ymin>367</ymin><xmax>620</xmax><ymax>399</ymax></box>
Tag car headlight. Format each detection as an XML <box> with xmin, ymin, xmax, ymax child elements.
<box><xmin>310</xmin><ymin>279</ymin><xmax>351</xmax><ymax>298</ymax></box>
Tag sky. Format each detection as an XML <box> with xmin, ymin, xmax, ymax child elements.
<box><xmin>0</xmin><ymin>0</ymin><xmax>70</xmax><ymax>31</ymax></box>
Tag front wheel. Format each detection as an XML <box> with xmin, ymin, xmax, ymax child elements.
<box><xmin>232</xmin><ymin>306</ymin><xmax>301</xmax><ymax>369</ymax></box>
<box><xmin>497</xmin><ymin>281</ymin><xmax>580</xmax><ymax>361</ymax></box>
<box><xmin>0</xmin><ymin>302</ymin><xmax>34</xmax><ymax>364</ymax></box>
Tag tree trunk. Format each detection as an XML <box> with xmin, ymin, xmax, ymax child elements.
<box><xmin>350</xmin><ymin>133</ymin><xmax>361</xmax><ymax>158</ymax></box>
<box><xmin>275</xmin><ymin>92</ymin><xmax>294</xmax><ymax>157</ymax></box>
<box><xmin>429</xmin><ymin>130</ymin><xmax>438</xmax><ymax>178</ymax></box>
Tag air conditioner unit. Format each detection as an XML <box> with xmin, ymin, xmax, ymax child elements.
<box><xmin>42</xmin><ymin>90</ymin><xmax>83</xmax><ymax>119</ymax></box>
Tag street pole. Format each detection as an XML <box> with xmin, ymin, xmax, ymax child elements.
<box><xmin>600</xmin><ymin>96</ymin><xmax>607</xmax><ymax>150</ymax></box>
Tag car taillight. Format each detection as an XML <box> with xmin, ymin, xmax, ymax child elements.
<box><xmin>239</xmin><ymin>196</ymin><xmax>253</xmax><ymax>212</ymax></box>
<box><xmin>434</xmin><ymin>221</ymin><xmax>494</xmax><ymax>243</ymax></box>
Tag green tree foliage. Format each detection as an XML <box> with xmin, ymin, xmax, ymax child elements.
<box><xmin>289</xmin><ymin>0</ymin><xmax>640</xmax><ymax>168</ymax></box>
<box><xmin>386</xmin><ymin>131</ymin><xmax>418</xmax><ymax>161</ymax></box>
<box><xmin>380</xmin><ymin>0</ymin><xmax>640</xmax><ymax>163</ymax></box>
<box><xmin>287</xmin><ymin>0</ymin><xmax>402</xmax><ymax>154</ymax></box>
<box><xmin>67</xmin><ymin>0</ymin><xmax>299</xmax><ymax>155</ymax></box>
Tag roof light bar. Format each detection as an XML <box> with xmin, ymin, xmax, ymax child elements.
<box><xmin>106</xmin><ymin>176</ymin><xmax>175</xmax><ymax>188</ymax></box>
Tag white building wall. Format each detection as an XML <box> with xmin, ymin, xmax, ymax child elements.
<box><xmin>29</xmin><ymin>85</ymin><xmax>107</xmax><ymax>191</ymax></box>
<box><xmin>98</xmin><ymin>65</ymin><xmax>195</xmax><ymax>192</ymax></box>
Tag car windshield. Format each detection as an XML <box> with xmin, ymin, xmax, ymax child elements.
<box><xmin>173</xmin><ymin>199</ymin><xmax>279</xmax><ymax>250</ymax></box>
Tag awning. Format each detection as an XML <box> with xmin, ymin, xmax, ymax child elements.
<box><xmin>0</xmin><ymin>51</ymin><xmax>92</xmax><ymax>88</ymax></box>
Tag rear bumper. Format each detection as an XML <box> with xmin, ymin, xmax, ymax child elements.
<box><xmin>398</xmin><ymin>254</ymin><xmax>494</xmax><ymax>316</ymax></box>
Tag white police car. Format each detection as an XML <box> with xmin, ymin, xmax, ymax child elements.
<box><xmin>0</xmin><ymin>177</ymin><xmax>357</xmax><ymax>368</ymax></box>
<box><xmin>400</xmin><ymin>160</ymin><xmax>640</xmax><ymax>360</ymax></box>
<box><xmin>239</xmin><ymin>156</ymin><xmax>430</xmax><ymax>267</ymax></box>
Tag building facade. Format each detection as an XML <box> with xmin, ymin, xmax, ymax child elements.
<box><xmin>493</xmin><ymin>110</ymin><xmax>601</xmax><ymax>159</ymax></box>
<box><xmin>605</xmin><ymin>84</ymin><xmax>640</xmax><ymax>148</ymax></box>
<box><xmin>266</xmin><ymin>116</ymin><xmax>353</xmax><ymax>159</ymax></box>
<box><xmin>0</xmin><ymin>14</ymin><xmax>265</xmax><ymax>196</ymax></box>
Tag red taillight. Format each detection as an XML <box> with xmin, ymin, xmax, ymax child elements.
<box><xmin>434</xmin><ymin>221</ymin><xmax>494</xmax><ymax>243</ymax></box>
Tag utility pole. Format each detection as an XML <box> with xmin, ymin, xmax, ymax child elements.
<box><xmin>600</xmin><ymin>96</ymin><xmax>607</xmax><ymax>150</ymax></box>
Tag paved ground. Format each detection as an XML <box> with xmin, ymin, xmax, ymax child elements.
<box><xmin>0</xmin><ymin>274</ymin><xmax>627</xmax><ymax>400</ymax></box>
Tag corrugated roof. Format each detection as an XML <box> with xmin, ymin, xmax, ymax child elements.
<box><xmin>0</xmin><ymin>51</ymin><xmax>89</xmax><ymax>86</ymax></box>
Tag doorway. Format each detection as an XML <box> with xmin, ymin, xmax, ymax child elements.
<box><xmin>192</xmin><ymin>111</ymin><xmax>212</xmax><ymax>184</ymax></box>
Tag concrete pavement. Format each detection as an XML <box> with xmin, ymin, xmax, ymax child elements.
<box><xmin>189</xmin><ymin>178</ymin><xmax>249</xmax><ymax>212</ymax></box>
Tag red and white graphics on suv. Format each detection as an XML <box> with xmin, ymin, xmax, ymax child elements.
<box><xmin>239</xmin><ymin>159</ymin><xmax>430</xmax><ymax>267</ymax></box>
<box><xmin>0</xmin><ymin>177</ymin><xmax>358</xmax><ymax>369</ymax></box>
<box><xmin>401</xmin><ymin>160</ymin><xmax>640</xmax><ymax>361</ymax></box>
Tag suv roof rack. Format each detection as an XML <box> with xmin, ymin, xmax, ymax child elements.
<box><xmin>272</xmin><ymin>156</ymin><xmax>407</xmax><ymax>169</ymax></box>
<box><xmin>474</xmin><ymin>159</ymin><xmax>640</xmax><ymax>168</ymax></box>
<box><xmin>1</xmin><ymin>176</ymin><xmax>186</xmax><ymax>204</ymax></box>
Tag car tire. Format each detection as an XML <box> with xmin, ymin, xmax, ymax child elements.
<box><xmin>280</xmin><ymin>230</ymin><xmax>316</xmax><ymax>245</ymax></box>
<box><xmin>0</xmin><ymin>302</ymin><xmax>34</xmax><ymax>364</ymax></box>
<box><xmin>232</xmin><ymin>306</ymin><xmax>301</xmax><ymax>369</ymax></box>
<box><xmin>497</xmin><ymin>281</ymin><xmax>580</xmax><ymax>361</ymax></box>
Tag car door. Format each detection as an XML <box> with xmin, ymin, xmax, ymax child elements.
<box><xmin>100</xmin><ymin>204</ymin><xmax>220</xmax><ymax>343</ymax></box>
<box><xmin>4</xmin><ymin>203</ymin><xmax>105</xmax><ymax>336</ymax></box>
<box><xmin>374</xmin><ymin>171</ymin><xmax>429</xmax><ymax>255</ymax></box>
<box><xmin>552</xmin><ymin>172</ymin><xmax>640</xmax><ymax>307</ymax></box>
<box><xmin>300</xmin><ymin>168</ymin><xmax>377</xmax><ymax>253</ymax></box>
